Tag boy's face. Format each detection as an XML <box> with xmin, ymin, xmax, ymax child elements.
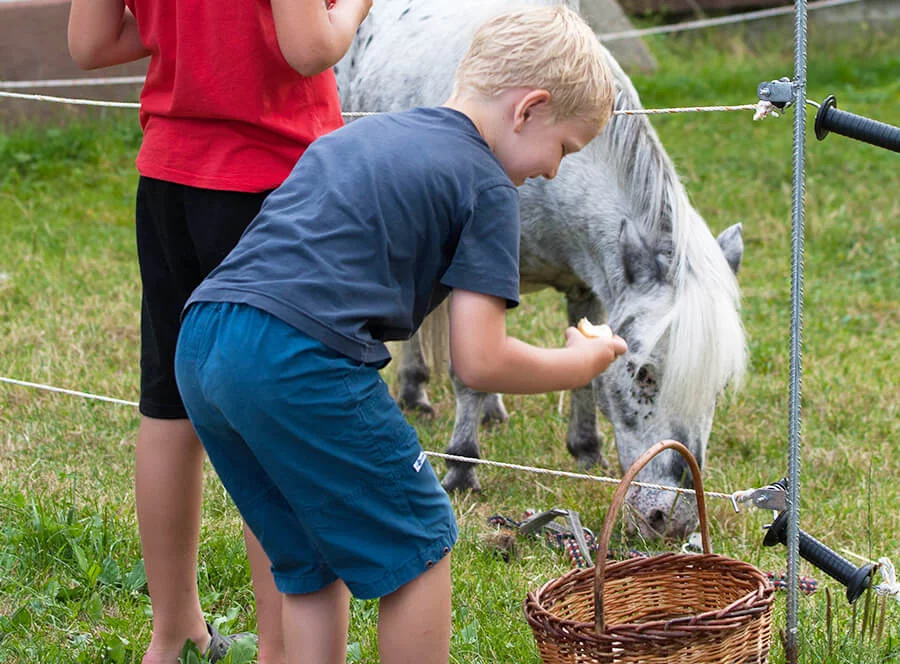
<box><xmin>493</xmin><ymin>94</ymin><xmax>598</xmax><ymax>187</ymax></box>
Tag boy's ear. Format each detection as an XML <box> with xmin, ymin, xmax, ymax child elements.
<box><xmin>513</xmin><ymin>89</ymin><xmax>552</xmax><ymax>132</ymax></box>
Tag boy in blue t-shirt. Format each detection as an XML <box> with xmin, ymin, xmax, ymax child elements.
<box><xmin>174</xmin><ymin>6</ymin><xmax>626</xmax><ymax>663</ymax></box>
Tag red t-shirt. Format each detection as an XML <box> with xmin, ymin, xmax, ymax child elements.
<box><xmin>125</xmin><ymin>1</ymin><xmax>344</xmax><ymax>192</ymax></box>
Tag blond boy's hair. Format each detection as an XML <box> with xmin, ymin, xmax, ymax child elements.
<box><xmin>452</xmin><ymin>4</ymin><xmax>616</xmax><ymax>132</ymax></box>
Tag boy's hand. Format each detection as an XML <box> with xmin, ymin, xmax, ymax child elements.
<box><xmin>564</xmin><ymin>324</ymin><xmax>627</xmax><ymax>377</ymax></box>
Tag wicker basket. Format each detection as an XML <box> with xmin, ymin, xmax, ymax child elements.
<box><xmin>524</xmin><ymin>440</ymin><xmax>775</xmax><ymax>664</ymax></box>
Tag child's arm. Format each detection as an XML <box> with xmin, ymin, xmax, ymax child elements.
<box><xmin>448</xmin><ymin>289</ymin><xmax>628</xmax><ymax>395</ymax></box>
<box><xmin>271</xmin><ymin>0</ymin><xmax>373</xmax><ymax>77</ymax></box>
<box><xmin>68</xmin><ymin>0</ymin><xmax>149</xmax><ymax>70</ymax></box>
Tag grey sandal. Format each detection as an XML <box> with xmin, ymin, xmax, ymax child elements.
<box><xmin>204</xmin><ymin>621</ymin><xmax>257</xmax><ymax>662</ymax></box>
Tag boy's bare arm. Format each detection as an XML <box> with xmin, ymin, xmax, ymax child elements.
<box><xmin>448</xmin><ymin>289</ymin><xmax>627</xmax><ymax>395</ymax></box>
<box><xmin>271</xmin><ymin>0</ymin><xmax>372</xmax><ymax>77</ymax></box>
<box><xmin>68</xmin><ymin>0</ymin><xmax>149</xmax><ymax>70</ymax></box>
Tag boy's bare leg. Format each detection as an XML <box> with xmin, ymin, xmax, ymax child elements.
<box><xmin>135</xmin><ymin>417</ymin><xmax>209</xmax><ymax>663</ymax></box>
<box><xmin>136</xmin><ymin>417</ymin><xmax>285</xmax><ymax>663</ymax></box>
<box><xmin>283</xmin><ymin>580</ymin><xmax>352</xmax><ymax>664</ymax></box>
<box><xmin>378</xmin><ymin>555</ymin><xmax>452</xmax><ymax>664</ymax></box>
<box><xmin>245</xmin><ymin>523</ymin><xmax>286</xmax><ymax>663</ymax></box>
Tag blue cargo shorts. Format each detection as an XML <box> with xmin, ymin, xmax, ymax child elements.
<box><xmin>174</xmin><ymin>301</ymin><xmax>458</xmax><ymax>599</ymax></box>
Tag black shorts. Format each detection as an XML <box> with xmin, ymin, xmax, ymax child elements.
<box><xmin>136</xmin><ymin>176</ymin><xmax>271</xmax><ymax>419</ymax></box>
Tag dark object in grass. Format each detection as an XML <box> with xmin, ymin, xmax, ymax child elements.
<box><xmin>481</xmin><ymin>529</ymin><xmax>519</xmax><ymax>563</ymax></box>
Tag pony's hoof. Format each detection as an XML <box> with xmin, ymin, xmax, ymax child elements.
<box><xmin>398</xmin><ymin>399</ymin><xmax>435</xmax><ymax>419</ymax></box>
<box><xmin>575</xmin><ymin>452</ymin><xmax>610</xmax><ymax>472</ymax></box>
<box><xmin>480</xmin><ymin>397</ymin><xmax>509</xmax><ymax>427</ymax></box>
<box><xmin>567</xmin><ymin>430</ymin><xmax>608</xmax><ymax>471</ymax></box>
<box><xmin>441</xmin><ymin>465</ymin><xmax>482</xmax><ymax>492</ymax></box>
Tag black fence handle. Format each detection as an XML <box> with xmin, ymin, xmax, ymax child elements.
<box><xmin>814</xmin><ymin>95</ymin><xmax>900</xmax><ymax>153</ymax></box>
<box><xmin>763</xmin><ymin>510</ymin><xmax>875</xmax><ymax>604</ymax></box>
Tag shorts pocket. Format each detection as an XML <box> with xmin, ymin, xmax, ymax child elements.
<box><xmin>341</xmin><ymin>363</ymin><xmax>416</xmax><ymax>471</ymax></box>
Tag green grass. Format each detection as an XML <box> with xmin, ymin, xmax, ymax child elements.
<box><xmin>1</xmin><ymin>21</ymin><xmax>898</xmax><ymax>664</ymax></box>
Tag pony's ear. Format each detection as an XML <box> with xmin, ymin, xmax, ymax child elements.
<box><xmin>716</xmin><ymin>223</ymin><xmax>744</xmax><ymax>275</ymax></box>
<box><xmin>620</xmin><ymin>219</ymin><xmax>665</xmax><ymax>285</ymax></box>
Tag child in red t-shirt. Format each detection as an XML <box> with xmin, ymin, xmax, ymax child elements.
<box><xmin>67</xmin><ymin>1</ymin><xmax>372</xmax><ymax>662</ymax></box>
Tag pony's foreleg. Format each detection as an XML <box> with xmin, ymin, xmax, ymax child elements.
<box><xmin>396</xmin><ymin>333</ymin><xmax>434</xmax><ymax>417</ymax></box>
<box><xmin>567</xmin><ymin>384</ymin><xmax>609</xmax><ymax>469</ymax></box>
<box><xmin>440</xmin><ymin>366</ymin><xmax>488</xmax><ymax>492</ymax></box>
<box><xmin>565</xmin><ymin>289</ymin><xmax>609</xmax><ymax>469</ymax></box>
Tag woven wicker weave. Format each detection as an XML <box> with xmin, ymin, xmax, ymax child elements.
<box><xmin>524</xmin><ymin>440</ymin><xmax>775</xmax><ymax>664</ymax></box>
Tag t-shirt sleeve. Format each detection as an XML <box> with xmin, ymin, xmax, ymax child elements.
<box><xmin>441</xmin><ymin>183</ymin><xmax>521</xmax><ymax>308</ymax></box>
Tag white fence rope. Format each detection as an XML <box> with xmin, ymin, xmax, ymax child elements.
<box><xmin>0</xmin><ymin>75</ymin><xmax>146</xmax><ymax>90</ymax></box>
<box><xmin>0</xmin><ymin>376</ymin><xmax>140</xmax><ymax>407</ymax></box>
<box><xmin>0</xmin><ymin>90</ymin><xmax>139</xmax><ymax>108</ymax></box>
<box><xmin>0</xmin><ymin>375</ymin><xmax>733</xmax><ymax>501</ymax></box>
<box><xmin>0</xmin><ymin>91</ymin><xmax>767</xmax><ymax>119</ymax></box>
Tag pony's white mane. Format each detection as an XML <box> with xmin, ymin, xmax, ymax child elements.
<box><xmin>599</xmin><ymin>50</ymin><xmax>747</xmax><ymax>417</ymax></box>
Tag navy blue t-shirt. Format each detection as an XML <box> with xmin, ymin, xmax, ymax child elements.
<box><xmin>187</xmin><ymin>107</ymin><xmax>521</xmax><ymax>364</ymax></box>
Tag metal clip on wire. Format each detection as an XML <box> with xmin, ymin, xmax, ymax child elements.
<box><xmin>731</xmin><ymin>477</ymin><xmax>788</xmax><ymax>519</ymax></box>
<box><xmin>757</xmin><ymin>77</ymin><xmax>795</xmax><ymax>111</ymax></box>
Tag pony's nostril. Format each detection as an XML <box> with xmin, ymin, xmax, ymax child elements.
<box><xmin>647</xmin><ymin>509</ymin><xmax>667</xmax><ymax>536</ymax></box>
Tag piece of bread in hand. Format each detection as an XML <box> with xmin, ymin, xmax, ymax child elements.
<box><xmin>577</xmin><ymin>317</ymin><xmax>613</xmax><ymax>339</ymax></box>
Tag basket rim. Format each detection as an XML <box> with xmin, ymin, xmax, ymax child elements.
<box><xmin>525</xmin><ymin>552</ymin><xmax>775</xmax><ymax>638</ymax></box>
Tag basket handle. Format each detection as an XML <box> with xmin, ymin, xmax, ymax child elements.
<box><xmin>593</xmin><ymin>439</ymin><xmax>712</xmax><ymax>634</ymax></box>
